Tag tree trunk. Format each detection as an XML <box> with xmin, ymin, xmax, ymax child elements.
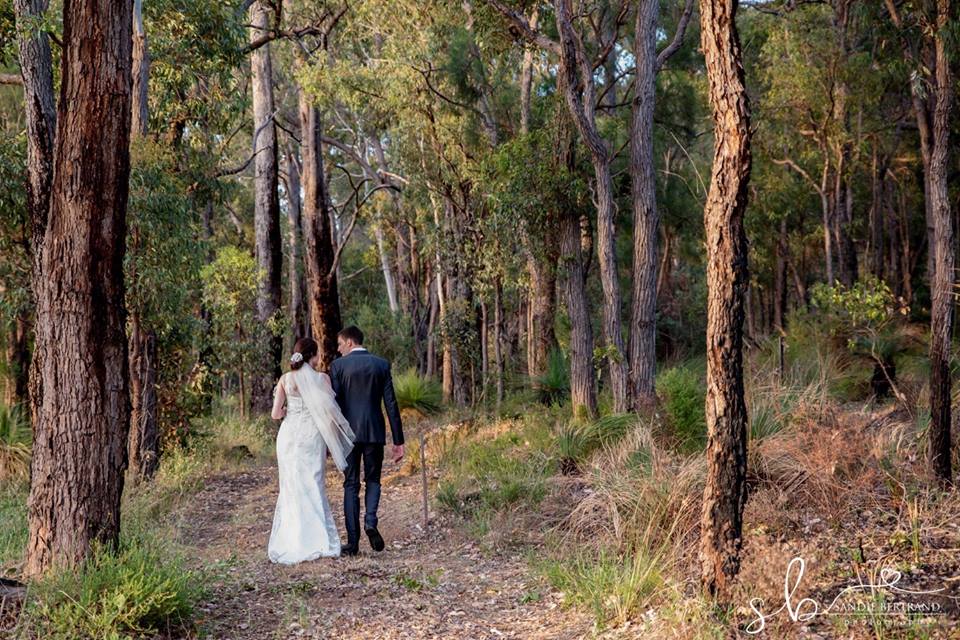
<box><xmin>494</xmin><ymin>278</ymin><xmax>505</xmax><ymax>405</ymax></box>
<box><xmin>519</xmin><ymin>7</ymin><xmax>538</xmax><ymax>135</ymax></box>
<box><xmin>299</xmin><ymin>94</ymin><xmax>342</xmax><ymax>370</ymax></box>
<box><xmin>126</xmin><ymin>0</ymin><xmax>159</xmax><ymax>483</ymax></box>
<box><xmin>14</xmin><ymin>0</ymin><xmax>57</xmax><ymax>428</ymax></box>
<box><xmin>249</xmin><ymin>1</ymin><xmax>282</xmax><ymax>410</ymax></box>
<box><xmin>131</xmin><ymin>0</ymin><xmax>149</xmax><ymax>137</ymax></box>
<box><xmin>774</xmin><ymin>218</ymin><xmax>788</xmax><ymax>333</ymax></box>
<box><xmin>284</xmin><ymin>144</ymin><xmax>308</xmax><ymax>339</ymax></box>
<box><xmin>374</xmin><ymin>225</ymin><xmax>400</xmax><ymax>313</ymax></box>
<box><xmin>554</xmin><ymin>0</ymin><xmax>628</xmax><ymax>413</ymax></box>
<box><xmin>560</xmin><ymin>205</ymin><xmax>598</xmax><ymax>418</ymax></box>
<box><xmin>927</xmin><ymin>0</ymin><xmax>953</xmax><ymax>484</ymax></box>
<box><xmin>697</xmin><ymin>0</ymin><xmax>752</xmax><ymax>601</ymax></box>
<box><xmin>127</xmin><ymin>316</ymin><xmax>158</xmax><ymax>482</ymax></box>
<box><xmin>526</xmin><ymin>254</ymin><xmax>557</xmax><ymax>381</ymax></box>
<box><xmin>869</xmin><ymin>143</ymin><xmax>886</xmax><ymax>279</ymax></box>
<box><xmin>628</xmin><ymin>0</ymin><xmax>660</xmax><ymax>409</ymax></box>
<box><xmin>26</xmin><ymin>0</ymin><xmax>133</xmax><ymax>576</ymax></box>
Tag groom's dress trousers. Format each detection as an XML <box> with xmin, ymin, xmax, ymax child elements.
<box><xmin>330</xmin><ymin>349</ymin><xmax>404</xmax><ymax>544</ymax></box>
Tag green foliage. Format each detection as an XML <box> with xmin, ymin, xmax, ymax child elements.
<box><xmin>436</xmin><ymin>417</ymin><xmax>554</xmax><ymax>517</ymax></box>
<box><xmin>201</xmin><ymin>246</ymin><xmax>262</xmax><ymax>379</ymax></box>
<box><xmin>540</xmin><ymin>549</ymin><xmax>664</xmax><ymax>627</ymax></box>
<box><xmin>811</xmin><ymin>276</ymin><xmax>908</xmax><ymax>336</ymax></box>
<box><xmin>393</xmin><ymin>369</ymin><xmax>442</xmax><ymax>415</ymax></box>
<box><xmin>126</xmin><ymin>139</ymin><xmax>205</xmax><ymax>335</ymax></box>
<box><xmin>656</xmin><ymin>362</ymin><xmax>707</xmax><ymax>452</ymax></box>
<box><xmin>0</xmin><ymin>401</ymin><xmax>29</xmax><ymax>481</ymax></box>
<box><xmin>535</xmin><ymin>349</ymin><xmax>570</xmax><ymax>405</ymax></box>
<box><xmin>344</xmin><ymin>301</ymin><xmax>416</xmax><ymax>371</ymax></box>
<box><xmin>0</xmin><ymin>131</ymin><xmax>29</xmax><ymax>327</ymax></box>
<box><xmin>23</xmin><ymin>539</ymin><xmax>203</xmax><ymax>639</ymax></box>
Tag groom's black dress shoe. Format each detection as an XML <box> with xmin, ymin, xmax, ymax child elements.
<box><xmin>365</xmin><ymin>527</ymin><xmax>385</xmax><ymax>552</ymax></box>
<box><xmin>341</xmin><ymin>544</ymin><xmax>359</xmax><ymax>557</ymax></box>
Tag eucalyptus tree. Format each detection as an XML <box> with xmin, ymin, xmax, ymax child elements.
<box><xmin>885</xmin><ymin>0</ymin><xmax>955</xmax><ymax>484</ymax></box>
<box><xmin>697</xmin><ymin>0</ymin><xmax>752</xmax><ymax>601</ymax></box>
<box><xmin>248</xmin><ymin>0</ymin><xmax>283</xmax><ymax>413</ymax></box>
<box><xmin>628</xmin><ymin>0</ymin><xmax>695</xmax><ymax>409</ymax></box>
<box><xmin>26</xmin><ymin>0</ymin><xmax>134</xmax><ymax>576</ymax></box>
<box><xmin>485</xmin><ymin>0</ymin><xmax>631</xmax><ymax>413</ymax></box>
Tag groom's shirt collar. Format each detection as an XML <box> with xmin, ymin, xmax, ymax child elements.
<box><xmin>348</xmin><ymin>347</ymin><xmax>368</xmax><ymax>354</ymax></box>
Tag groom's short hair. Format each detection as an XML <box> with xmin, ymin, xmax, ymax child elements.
<box><xmin>338</xmin><ymin>325</ymin><xmax>364</xmax><ymax>345</ymax></box>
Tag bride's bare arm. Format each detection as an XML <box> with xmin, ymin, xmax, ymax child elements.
<box><xmin>271</xmin><ymin>379</ymin><xmax>286</xmax><ymax>420</ymax></box>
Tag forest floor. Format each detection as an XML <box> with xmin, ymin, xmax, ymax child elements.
<box><xmin>173</xmin><ymin>448</ymin><xmax>595</xmax><ymax>639</ymax></box>
<box><xmin>169</xmin><ymin>401</ymin><xmax>960</xmax><ymax>640</ymax></box>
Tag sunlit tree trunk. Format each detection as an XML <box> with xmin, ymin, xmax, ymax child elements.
<box><xmin>698</xmin><ymin>0</ymin><xmax>752</xmax><ymax>601</ymax></box>
<box><xmin>249</xmin><ymin>1</ymin><xmax>282</xmax><ymax>410</ymax></box>
<box><xmin>283</xmin><ymin>143</ymin><xmax>309</xmax><ymax>340</ymax></box>
<box><xmin>26</xmin><ymin>0</ymin><xmax>133</xmax><ymax>576</ymax></box>
<box><xmin>299</xmin><ymin>93</ymin><xmax>341</xmax><ymax>370</ymax></box>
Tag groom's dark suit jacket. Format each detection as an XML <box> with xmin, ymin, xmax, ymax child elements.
<box><xmin>330</xmin><ymin>349</ymin><xmax>404</xmax><ymax>446</ymax></box>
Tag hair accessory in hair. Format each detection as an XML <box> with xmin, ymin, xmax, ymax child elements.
<box><xmin>290</xmin><ymin>352</ymin><xmax>304</xmax><ymax>364</ymax></box>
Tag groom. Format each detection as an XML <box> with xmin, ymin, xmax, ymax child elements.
<box><xmin>330</xmin><ymin>325</ymin><xmax>404</xmax><ymax>556</ymax></box>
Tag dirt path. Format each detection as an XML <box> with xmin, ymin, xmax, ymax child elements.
<box><xmin>173</xmin><ymin>459</ymin><xmax>594</xmax><ymax>639</ymax></box>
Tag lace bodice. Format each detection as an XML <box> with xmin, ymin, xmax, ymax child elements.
<box><xmin>281</xmin><ymin>372</ymin><xmax>305</xmax><ymax>412</ymax></box>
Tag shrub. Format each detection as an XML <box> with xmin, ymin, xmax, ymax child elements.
<box><xmin>393</xmin><ymin>369</ymin><xmax>442</xmax><ymax>416</ymax></box>
<box><xmin>811</xmin><ymin>276</ymin><xmax>910</xmax><ymax>400</ymax></box>
<box><xmin>540</xmin><ymin>549</ymin><xmax>664</xmax><ymax>627</ymax></box>
<box><xmin>656</xmin><ymin>363</ymin><xmax>706</xmax><ymax>452</ymax></box>
<box><xmin>436</xmin><ymin>419</ymin><xmax>553</xmax><ymax>515</ymax></box>
<box><xmin>535</xmin><ymin>349</ymin><xmax>569</xmax><ymax>405</ymax></box>
<box><xmin>0</xmin><ymin>403</ymin><xmax>30</xmax><ymax>481</ymax></box>
<box><xmin>24</xmin><ymin>538</ymin><xmax>203</xmax><ymax>639</ymax></box>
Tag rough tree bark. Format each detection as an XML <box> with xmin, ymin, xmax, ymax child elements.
<box><xmin>697</xmin><ymin>0</ymin><xmax>752</xmax><ymax>601</ymax></box>
<box><xmin>127</xmin><ymin>315</ymin><xmax>158</xmax><ymax>481</ymax></box>
<box><xmin>283</xmin><ymin>142</ymin><xmax>309</xmax><ymax>339</ymax></box>
<box><xmin>525</xmin><ymin>252</ymin><xmax>558</xmax><ymax>382</ymax></box>
<box><xmin>560</xmin><ymin>206</ymin><xmax>598</xmax><ymax>418</ymax></box>
<box><xmin>628</xmin><ymin>0</ymin><xmax>694</xmax><ymax>410</ymax></box>
<box><xmin>126</xmin><ymin>0</ymin><xmax>160</xmax><ymax>483</ymax></box>
<box><xmin>14</xmin><ymin>0</ymin><xmax>56</xmax><ymax>425</ymax></box>
<box><xmin>628</xmin><ymin>0</ymin><xmax>661</xmax><ymax>409</ymax></box>
<box><xmin>26</xmin><ymin>0</ymin><xmax>133</xmax><ymax>576</ymax></box>
<box><xmin>299</xmin><ymin>95</ymin><xmax>342</xmax><ymax>370</ymax></box>
<box><xmin>926</xmin><ymin>0</ymin><xmax>954</xmax><ymax>484</ymax></box>
<box><xmin>555</xmin><ymin>0</ymin><xmax>628</xmax><ymax>412</ymax></box>
<box><xmin>131</xmin><ymin>0</ymin><xmax>149</xmax><ymax>137</ymax></box>
<box><xmin>249</xmin><ymin>1</ymin><xmax>283</xmax><ymax>411</ymax></box>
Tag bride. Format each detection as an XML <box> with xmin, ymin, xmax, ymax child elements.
<box><xmin>268</xmin><ymin>337</ymin><xmax>354</xmax><ymax>564</ymax></box>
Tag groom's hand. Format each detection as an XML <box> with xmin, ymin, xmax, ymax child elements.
<box><xmin>392</xmin><ymin>444</ymin><xmax>404</xmax><ymax>463</ymax></box>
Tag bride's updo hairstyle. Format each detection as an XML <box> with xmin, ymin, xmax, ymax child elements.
<box><xmin>289</xmin><ymin>337</ymin><xmax>319</xmax><ymax>370</ymax></box>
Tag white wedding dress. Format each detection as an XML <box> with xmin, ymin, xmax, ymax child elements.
<box><xmin>268</xmin><ymin>366</ymin><xmax>355</xmax><ymax>564</ymax></box>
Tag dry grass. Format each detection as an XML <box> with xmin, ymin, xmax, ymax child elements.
<box><xmin>525</xmin><ymin>346</ymin><xmax>959</xmax><ymax>636</ymax></box>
